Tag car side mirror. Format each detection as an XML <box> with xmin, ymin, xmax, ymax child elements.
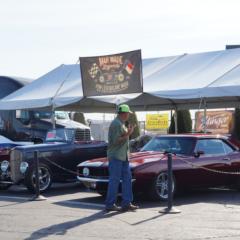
<box><xmin>235</xmin><ymin>146</ymin><xmax>240</xmax><ymax>151</ymax></box>
<box><xmin>136</xmin><ymin>147</ymin><xmax>142</xmax><ymax>152</ymax></box>
<box><xmin>194</xmin><ymin>150</ymin><xmax>205</xmax><ymax>158</ymax></box>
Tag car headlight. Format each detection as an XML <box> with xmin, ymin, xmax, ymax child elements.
<box><xmin>20</xmin><ymin>162</ymin><xmax>29</xmax><ymax>174</ymax></box>
<box><xmin>83</xmin><ymin>167</ymin><xmax>90</xmax><ymax>177</ymax></box>
<box><xmin>1</xmin><ymin>160</ymin><xmax>9</xmax><ymax>172</ymax></box>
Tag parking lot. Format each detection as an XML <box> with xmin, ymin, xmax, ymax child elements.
<box><xmin>1</xmin><ymin>184</ymin><xmax>240</xmax><ymax>240</ymax></box>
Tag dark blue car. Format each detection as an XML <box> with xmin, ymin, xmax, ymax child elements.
<box><xmin>3</xmin><ymin>129</ymin><xmax>107</xmax><ymax>192</ymax></box>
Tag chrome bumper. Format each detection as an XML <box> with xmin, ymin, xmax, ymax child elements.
<box><xmin>0</xmin><ymin>181</ymin><xmax>13</xmax><ymax>184</ymax></box>
<box><xmin>77</xmin><ymin>176</ymin><xmax>136</xmax><ymax>183</ymax></box>
<box><xmin>77</xmin><ymin>176</ymin><xmax>109</xmax><ymax>183</ymax></box>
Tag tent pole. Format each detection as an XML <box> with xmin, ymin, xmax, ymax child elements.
<box><xmin>51</xmin><ymin>105</ymin><xmax>56</xmax><ymax>130</ymax></box>
<box><xmin>203</xmin><ymin>98</ymin><xmax>207</xmax><ymax>133</ymax></box>
<box><xmin>169</xmin><ymin>110</ymin><xmax>172</xmax><ymax>134</ymax></box>
<box><xmin>116</xmin><ymin>97</ymin><xmax>120</xmax><ymax>115</ymax></box>
<box><xmin>174</xmin><ymin>108</ymin><xmax>178</xmax><ymax>134</ymax></box>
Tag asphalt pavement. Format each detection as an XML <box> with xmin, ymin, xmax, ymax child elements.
<box><xmin>1</xmin><ymin>183</ymin><xmax>240</xmax><ymax>240</ymax></box>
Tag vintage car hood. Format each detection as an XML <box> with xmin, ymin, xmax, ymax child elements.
<box><xmin>12</xmin><ymin>140</ymin><xmax>107</xmax><ymax>152</ymax></box>
<box><xmin>40</xmin><ymin>119</ymin><xmax>90</xmax><ymax>130</ymax></box>
<box><xmin>12</xmin><ymin>142</ymin><xmax>68</xmax><ymax>152</ymax></box>
<box><xmin>78</xmin><ymin>151</ymin><xmax>167</xmax><ymax>168</ymax></box>
<box><xmin>0</xmin><ymin>135</ymin><xmax>33</xmax><ymax>146</ymax></box>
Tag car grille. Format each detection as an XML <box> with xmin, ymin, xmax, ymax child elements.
<box><xmin>75</xmin><ymin>128</ymin><xmax>91</xmax><ymax>141</ymax></box>
<box><xmin>10</xmin><ymin>150</ymin><xmax>23</xmax><ymax>183</ymax></box>
<box><xmin>78</xmin><ymin>166</ymin><xmax>109</xmax><ymax>178</ymax></box>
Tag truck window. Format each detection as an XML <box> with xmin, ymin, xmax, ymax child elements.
<box><xmin>33</xmin><ymin>111</ymin><xmax>52</xmax><ymax>119</ymax></box>
<box><xmin>55</xmin><ymin>111</ymin><xmax>69</xmax><ymax>120</ymax></box>
<box><xmin>33</xmin><ymin>111</ymin><xmax>69</xmax><ymax>120</ymax></box>
<box><xmin>16</xmin><ymin>110</ymin><xmax>30</xmax><ymax>125</ymax></box>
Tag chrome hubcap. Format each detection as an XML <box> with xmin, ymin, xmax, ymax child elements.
<box><xmin>32</xmin><ymin>167</ymin><xmax>51</xmax><ymax>191</ymax></box>
<box><xmin>156</xmin><ymin>172</ymin><xmax>174</xmax><ymax>199</ymax></box>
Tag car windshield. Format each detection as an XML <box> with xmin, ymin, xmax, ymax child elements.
<box><xmin>45</xmin><ymin>129</ymin><xmax>75</xmax><ymax>142</ymax></box>
<box><xmin>33</xmin><ymin>111</ymin><xmax>69</xmax><ymax>120</ymax></box>
<box><xmin>141</xmin><ymin>137</ymin><xmax>195</xmax><ymax>155</ymax></box>
<box><xmin>55</xmin><ymin>111</ymin><xmax>70</xmax><ymax>120</ymax></box>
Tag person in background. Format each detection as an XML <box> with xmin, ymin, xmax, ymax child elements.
<box><xmin>105</xmin><ymin>104</ymin><xmax>139</xmax><ymax>212</ymax></box>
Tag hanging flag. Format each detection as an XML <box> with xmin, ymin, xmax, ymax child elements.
<box><xmin>80</xmin><ymin>50</ymin><xmax>143</xmax><ymax>96</ymax></box>
<box><xmin>125</xmin><ymin>61</ymin><xmax>134</xmax><ymax>75</ymax></box>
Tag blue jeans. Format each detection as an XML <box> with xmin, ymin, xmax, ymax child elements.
<box><xmin>105</xmin><ymin>159</ymin><xmax>133</xmax><ymax>208</ymax></box>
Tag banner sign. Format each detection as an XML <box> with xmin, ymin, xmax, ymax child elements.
<box><xmin>146</xmin><ymin>113</ymin><xmax>169</xmax><ymax>130</ymax></box>
<box><xmin>80</xmin><ymin>50</ymin><xmax>143</xmax><ymax>96</ymax></box>
<box><xmin>195</xmin><ymin>110</ymin><xmax>233</xmax><ymax>134</ymax></box>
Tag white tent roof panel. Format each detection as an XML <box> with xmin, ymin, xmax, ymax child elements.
<box><xmin>147</xmin><ymin>49</ymin><xmax>240</xmax><ymax>92</ymax></box>
<box><xmin>1</xmin><ymin>48</ymin><xmax>240</xmax><ymax>111</ymax></box>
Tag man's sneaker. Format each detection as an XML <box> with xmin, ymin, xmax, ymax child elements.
<box><xmin>105</xmin><ymin>204</ymin><xmax>122</xmax><ymax>212</ymax></box>
<box><xmin>121</xmin><ymin>203</ymin><xmax>139</xmax><ymax>212</ymax></box>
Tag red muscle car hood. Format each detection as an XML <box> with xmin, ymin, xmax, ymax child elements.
<box><xmin>78</xmin><ymin>151</ymin><xmax>167</xmax><ymax>168</ymax></box>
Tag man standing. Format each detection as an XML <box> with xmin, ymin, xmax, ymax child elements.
<box><xmin>105</xmin><ymin>104</ymin><xmax>139</xmax><ymax>212</ymax></box>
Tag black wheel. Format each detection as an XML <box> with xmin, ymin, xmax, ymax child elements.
<box><xmin>148</xmin><ymin>172</ymin><xmax>176</xmax><ymax>201</ymax></box>
<box><xmin>0</xmin><ymin>183</ymin><xmax>11</xmax><ymax>190</ymax></box>
<box><xmin>25</xmin><ymin>164</ymin><xmax>52</xmax><ymax>193</ymax></box>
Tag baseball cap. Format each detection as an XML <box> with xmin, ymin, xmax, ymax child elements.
<box><xmin>117</xmin><ymin>104</ymin><xmax>132</xmax><ymax>113</ymax></box>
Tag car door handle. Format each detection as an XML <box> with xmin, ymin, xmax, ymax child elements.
<box><xmin>222</xmin><ymin>157</ymin><xmax>230</xmax><ymax>161</ymax></box>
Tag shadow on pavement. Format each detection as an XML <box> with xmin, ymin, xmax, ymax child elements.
<box><xmin>132</xmin><ymin>187</ymin><xmax>240</xmax><ymax>210</ymax></box>
<box><xmin>174</xmin><ymin>188</ymin><xmax>240</xmax><ymax>206</ymax></box>
<box><xmin>131</xmin><ymin>213</ymin><xmax>166</xmax><ymax>226</ymax></box>
<box><xmin>43</xmin><ymin>182</ymin><xmax>84</xmax><ymax>197</ymax></box>
<box><xmin>2</xmin><ymin>184</ymin><xmax>240</xmax><ymax>211</ymax></box>
<box><xmin>24</xmin><ymin>210</ymin><xmax>124</xmax><ymax>240</ymax></box>
<box><xmin>1</xmin><ymin>182</ymin><xmax>84</xmax><ymax>198</ymax></box>
<box><xmin>0</xmin><ymin>198</ymin><xmax>29</xmax><ymax>207</ymax></box>
<box><xmin>43</xmin><ymin>186</ymin><xmax>240</xmax><ymax>212</ymax></box>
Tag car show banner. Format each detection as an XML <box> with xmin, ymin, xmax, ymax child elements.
<box><xmin>146</xmin><ymin>113</ymin><xmax>169</xmax><ymax>130</ymax></box>
<box><xmin>80</xmin><ymin>50</ymin><xmax>143</xmax><ymax>96</ymax></box>
<box><xmin>195</xmin><ymin>110</ymin><xmax>233</xmax><ymax>134</ymax></box>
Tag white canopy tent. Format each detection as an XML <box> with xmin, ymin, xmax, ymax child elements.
<box><xmin>126</xmin><ymin>48</ymin><xmax>240</xmax><ymax>110</ymax></box>
<box><xmin>0</xmin><ymin>54</ymin><xmax>180</xmax><ymax>112</ymax></box>
<box><xmin>0</xmin><ymin>64</ymin><xmax>83</xmax><ymax>110</ymax></box>
<box><xmin>0</xmin><ymin>64</ymin><xmax>119</xmax><ymax>112</ymax></box>
<box><xmin>0</xmin><ymin>48</ymin><xmax>240</xmax><ymax>112</ymax></box>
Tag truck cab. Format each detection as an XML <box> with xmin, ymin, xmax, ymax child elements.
<box><xmin>0</xmin><ymin>76</ymin><xmax>91</xmax><ymax>143</ymax></box>
<box><xmin>0</xmin><ymin>109</ymin><xmax>91</xmax><ymax>143</ymax></box>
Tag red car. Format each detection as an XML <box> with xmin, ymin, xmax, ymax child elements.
<box><xmin>77</xmin><ymin>134</ymin><xmax>240</xmax><ymax>201</ymax></box>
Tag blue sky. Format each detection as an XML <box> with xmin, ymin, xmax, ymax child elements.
<box><xmin>0</xmin><ymin>0</ymin><xmax>239</xmax><ymax>121</ymax></box>
<box><xmin>1</xmin><ymin>0</ymin><xmax>240</xmax><ymax>80</ymax></box>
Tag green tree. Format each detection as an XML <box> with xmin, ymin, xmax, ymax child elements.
<box><xmin>168</xmin><ymin>114</ymin><xmax>175</xmax><ymax>134</ymax></box>
<box><xmin>168</xmin><ymin>110</ymin><xmax>192</xmax><ymax>133</ymax></box>
<box><xmin>73</xmin><ymin>112</ymin><xmax>86</xmax><ymax>125</ymax></box>
<box><xmin>128</xmin><ymin>112</ymin><xmax>140</xmax><ymax>139</ymax></box>
<box><xmin>233</xmin><ymin>108</ymin><xmax>240</xmax><ymax>140</ymax></box>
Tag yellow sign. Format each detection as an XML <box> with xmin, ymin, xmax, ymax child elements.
<box><xmin>146</xmin><ymin>114</ymin><xmax>169</xmax><ymax>130</ymax></box>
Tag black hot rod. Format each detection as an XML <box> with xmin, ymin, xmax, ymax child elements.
<box><xmin>0</xmin><ymin>128</ymin><xmax>107</xmax><ymax>192</ymax></box>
